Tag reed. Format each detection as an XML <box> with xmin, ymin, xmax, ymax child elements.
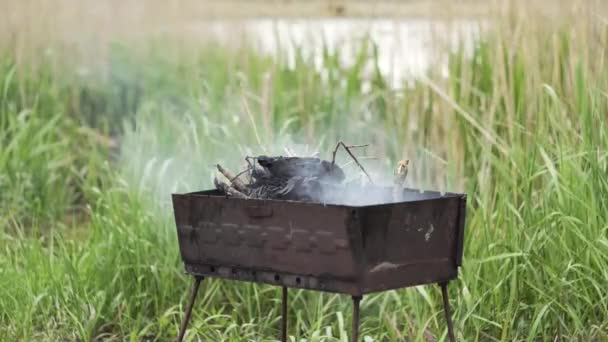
<box><xmin>1</xmin><ymin>1</ymin><xmax>607</xmax><ymax>340</ymax></box>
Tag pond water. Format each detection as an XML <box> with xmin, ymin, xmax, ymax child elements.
<box><xmin>180</xmin><ymin>18</ymin><xmax>483</xmax><ymax>87</ymax></box>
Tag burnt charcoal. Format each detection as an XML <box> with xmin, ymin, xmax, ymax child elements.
<box><xmin>249</xmin><ymin>156</ymin><xmax>344</xmax><ymax>201</ymax></box>
<box><xmin>256</xmin><ymin>156</ymin><xmax>345</xmax><ymax>184</ymax></box>
<box><xmin>247</xmin><ymin>174</ymin><xmax>289</xmax><ymax>200</ymax></box>
<box><xmin>214</xmin><ymin>156</ymin><xmax>346</xmax><ymax>202</ymax></box>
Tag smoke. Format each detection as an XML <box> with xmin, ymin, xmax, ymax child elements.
<box><xmin>115</xmin><ymin>18</ymin><xmax>470</xmax><ymax>210</ymax></box>
<box><xmin>118</xmin><ymin>104</ymin><xmax>453</xmax><ymax>211</ymax></box>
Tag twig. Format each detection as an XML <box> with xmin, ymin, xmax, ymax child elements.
<box><xmin>331</xmin><ymin>141</ymin><xmax>374</xmax><ymax>184</ymax></box>
<box><xmin>245</xmin><ymin>156</ymin><xmax>266</xmax><ymax>180</ymax></box>
<box><xmin>229</xmin><ymin>168</ymin><xmax>250</xmax><ymax>184</ymax></box>
<box><xmin>216</xmin><ymin>164</ymin><xmax>248</xmax><ymax>193</ymax></box>
<box><xmin>245</xmin><ymin>156</ymin><xmax>255</xmax><ymax>169</ymax></box>
<box><xmin>331</xmin><ymin>142</ymin><xmax>369</xmax><ymax>165</ymax></box>
<box><xmin>244</xmin><ymin>156</ymin><xmax>256</xmax><ymax>183</ymax></box>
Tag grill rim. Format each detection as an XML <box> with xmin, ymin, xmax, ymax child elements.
<box><xmin>177</xmin><ymin>186</ymin><xmax>466</xmax><ymax>209</ymax></box>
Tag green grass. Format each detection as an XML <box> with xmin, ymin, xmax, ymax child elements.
<box><xmin>2</xmin><ymin>8</ymin><xmax>608</xmax><ymax>341</ymax></box>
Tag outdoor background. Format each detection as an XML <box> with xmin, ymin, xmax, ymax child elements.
<box><xmin>1</xmin><ymin>0</ymin><xmax>607</xmax><ymax>340</ymax></box>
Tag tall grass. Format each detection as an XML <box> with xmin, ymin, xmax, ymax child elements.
<box><xmin>1</xmin><ymin>2</ymin><xmax>608</xmax><ymax>341</ymax></box>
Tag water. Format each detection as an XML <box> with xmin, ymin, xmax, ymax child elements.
<box><xmin>180</xmin><ymin>18</ymin><xmax>483</xmax><ymax>87</ymax></box>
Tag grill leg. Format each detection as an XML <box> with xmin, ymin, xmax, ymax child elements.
<box><xmin>351</xmin><ymin>295</ymin><xmax>362</xmax><ymax>342</ymax></box>
<box><xmin>281</xmin><ymin>286</ymin><xmax>288</xmax><ymax>342</ymax></box>
<box><xmin>439</xmin><ymin>282</ymin><xmax>456</xmax><ymax>342</ymax></box>
<box><xmin>177</xmin><ymin>276</ymin><xmax>203</xmax><ymax>342</ymax></box>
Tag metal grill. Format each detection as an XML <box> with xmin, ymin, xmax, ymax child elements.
<box><xmin>172</xmin><ymin>187</ymin><xmax>467</xmax><ymax>341</ymax></box>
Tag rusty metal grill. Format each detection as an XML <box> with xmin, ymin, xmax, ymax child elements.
<box><xmin>173</xmin><ymin>187</ymin><xmax>467</xmax><ymax>341</ymax></box>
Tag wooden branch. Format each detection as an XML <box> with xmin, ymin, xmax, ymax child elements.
<box><xmin>216</xmin><ymin>164</ymin><xmax>248</xmax><ymax>193</ymax></box>
<box><xmin>214</xmin><ymin>176</ymin><xmax>249</xmax><ymax>199</ymax></box>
